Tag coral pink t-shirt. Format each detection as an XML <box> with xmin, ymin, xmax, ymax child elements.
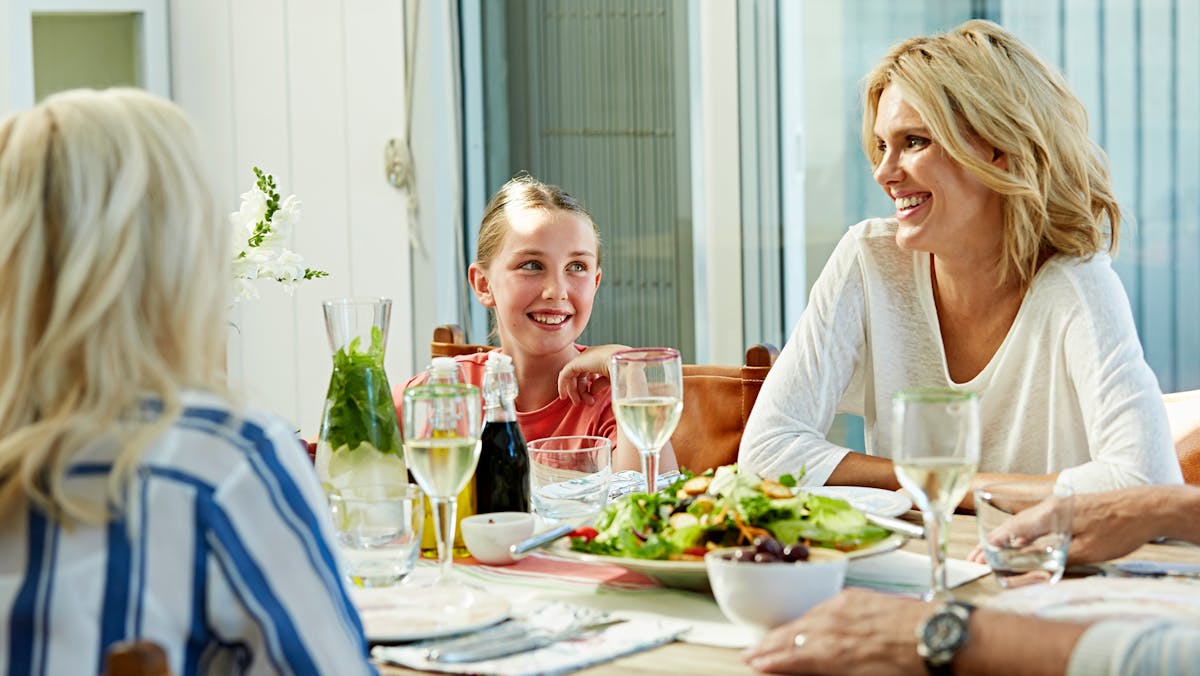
<box><xmin>394</xmin><ymin>345</ymin><xmax>618</xmax><ymax>445</ymax></box>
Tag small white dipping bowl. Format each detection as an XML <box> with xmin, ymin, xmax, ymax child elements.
<box><xmin>460</xmin><ymin>512</ymin><xmax>536</xmax><ymax>565</ymax></box>
<box><xmin>705</xmin><ymin>546</ymin><xmax>847</xmax><ymax>633</ymax></box>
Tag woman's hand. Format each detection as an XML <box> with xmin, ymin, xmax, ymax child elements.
<box><xmin>556</xmin><ymin>344</ymin><xmax>628</xmax><ymax>405</ymax></box>
<box><xmin>742</xmin><ymin>589</ymin><xmax>928</xmax><ymax>675</ymax></box>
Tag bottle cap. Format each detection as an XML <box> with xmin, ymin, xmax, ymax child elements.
<box><xmin>431</xmin><ymin>356</ymin><xmax>458</xmax><ymax>372</ymax></box>
<box><xmin>485</xmin><ymin>352</ymin><xmax>514</xmax><ymax>370</ymax></box>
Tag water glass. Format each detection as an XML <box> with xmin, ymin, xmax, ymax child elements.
<box><xmin>528</xmin><ymin>436</ymin><xmax>613</xmax><ymax>526</ymax></box>
<box><xmin>975</xmin><ymin>481</ymin><xmax>1073</xmax><ymax>589</ymax></box>
<box><xmin>328</xmin><ymin>483</ymin><xmax>424</xmax><ymax>587</ymax></box>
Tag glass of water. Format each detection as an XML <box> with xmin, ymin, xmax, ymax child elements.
<box><xmin>528</xmin><ymin>435</ymin><xmax>613</xmax><ymax>526</ymax></box>
<box><xmin>975</xmin><ymin>481</ymin><xmax>1073</xmax><ymax>588</ymax></box>
<box><xmin>328</xmin><ymin>483</ymin><xmax>424</xmax><ymax>587</ymax></box>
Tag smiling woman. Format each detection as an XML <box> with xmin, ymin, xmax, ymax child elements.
<box><xmin>739</xmin><ymin>19</ymin><xmax>1183</xmax><ymax>505</ymax></box>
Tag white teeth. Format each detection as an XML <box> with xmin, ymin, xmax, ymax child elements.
<box><xmin>896</xmin><ymin>194</ymin><xmax>928</xmax><ymax>210</ymax></box>
<box><xmin>532</xmin><ymin>314</ymin><xmax>567</xmax><ymax>325</ymax></box>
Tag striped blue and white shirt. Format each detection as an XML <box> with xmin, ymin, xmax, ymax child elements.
<box><xmin>0</xmin><ymin>391</ymin><xmax>375</xmax><ymax>675</ymax></box>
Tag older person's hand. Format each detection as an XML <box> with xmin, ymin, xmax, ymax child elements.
<box><xmin>969</xmin><ymin>485</ymin><xmax>1169</xmax><ymax>566</ymax></box>
<box><xmin>742</xmin><ymin>588</ymin><xmax>929</xmax><ymax>675</ymax></box>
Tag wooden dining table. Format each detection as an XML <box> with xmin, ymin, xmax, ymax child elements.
<box><xmin>378</xmin><ymin>511</ymin><xmax>1200</xmax><ymax>675</ymax></box>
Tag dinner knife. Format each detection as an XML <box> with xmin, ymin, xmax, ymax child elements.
<box><xmin>864</xmin><ymin>511</ymin><xmax>925</xmax><ymax>539</ymax></box>
<box><xmin>429</xmin><ymin>619</ymin><xmax>627</xmax><ymax>663</ymax></box>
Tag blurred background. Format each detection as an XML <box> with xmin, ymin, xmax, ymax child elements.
<box><xmin>2</xmin><ymin>0</ymin><xmax>1195</xmax><ymax>449</ymax></box>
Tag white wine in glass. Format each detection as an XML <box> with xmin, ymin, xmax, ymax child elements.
<box><xmin>892</xmin><ymin>387</ymin><xmax>980</xmax><ymax>602</ymax></box>
<box><xmin>402</xmin><ymin>383</ymin><xmax>481</xmax><ymax>587</ymax></box>
<box><xmin>610</xmin><ymin>348</ymin><xmax>683</xmax><ymax>495</ymax></box>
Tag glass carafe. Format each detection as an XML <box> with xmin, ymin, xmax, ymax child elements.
<box><xmin>315</xmin><ymin>298</ymin><xmax>407</xmax><ymax>491</ymax></box>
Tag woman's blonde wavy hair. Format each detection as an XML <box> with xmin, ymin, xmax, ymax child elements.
<box><xmin>0</xmin><ymin>88</ymin><xmax>229</xmax><ymax>524</ymax></box>
<box><xmin>862</xmin><ymin>19</ymin><xmax>1121</xmax><ymax>287</ymax></box>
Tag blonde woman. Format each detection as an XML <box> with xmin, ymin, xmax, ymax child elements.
<box><xmin>0</xmin><ymin>89</ymin><xmax>372</xmax><ymax>674</ymax></box>
<box><xmin>740</xmin><ymin>20</ymin><xmax>1182</xmax><ymax>505</ymax></box>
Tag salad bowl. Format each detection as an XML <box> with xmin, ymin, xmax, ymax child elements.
<box><xmin>548</xmin><ymin>531</ymin><xmax>905</xmax><ymax>591</ymax></box>
<box><xmin>545</xmin><ymin>465</ymin><xmax>910</xmax><ymax>591</ymax></box>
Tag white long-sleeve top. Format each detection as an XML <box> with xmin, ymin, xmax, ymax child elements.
<box><xmin>739</xmin><ymin>218</ymin><xmax>1183</xmax><ymax>492</ymax></box>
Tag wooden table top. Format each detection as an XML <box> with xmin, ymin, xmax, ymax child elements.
<box><xmin>379</xmin><ymin>512</ymin><xmax>1200</xmax><ymax>675</ymax></box>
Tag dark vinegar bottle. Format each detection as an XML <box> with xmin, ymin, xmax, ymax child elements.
<box><xmin>475</xmin><ymin>352</ymin><xmax>531</xmax><ymax>513</ymax></box>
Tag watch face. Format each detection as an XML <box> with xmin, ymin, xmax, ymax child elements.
<box><xmin>923</xmin><ymin>613</ymin><xmax>967</xmax><ymax>651</ymax></box>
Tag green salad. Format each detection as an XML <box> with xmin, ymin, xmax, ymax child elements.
<box><xmin>570</xmin><ymin>464</ymin><xmax>889</xmax><ymax>560</ymax></box>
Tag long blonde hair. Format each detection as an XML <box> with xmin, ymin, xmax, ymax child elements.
<box><xmin>862</xmin><ymin>20</ymin><xmax>1121</xmax><ymax>286</ymax></box>
<box><xmin>0</xmin><ymin>88</ymin><xmax>229</xmax><ymax>524</ymax></box>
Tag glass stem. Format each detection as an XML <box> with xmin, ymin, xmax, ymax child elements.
<box><xmin>433</xmin><ymin>496</ymin><xmax>457</xmax><ymax>581</ymax></box>
<box><xmin>924</xmin><ymin>511</ymin><xmax>952</xmax><ymax>602</ymax></box>
<box><xmin>641</xmin><ymin>448</ymin><xmax>661</xmax><ymax>495</ymax></box>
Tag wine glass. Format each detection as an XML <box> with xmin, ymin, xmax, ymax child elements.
<box><xmin>892</xmin><ymin>388</ymin><xmax>980</xmax><ymax>601</ymax></box>
<box><xmin>609</xmin><ymin>348</ymin><xmax>683</xmax><ymax>495</ymax></box>
<box><xmin>402</xmin><ymin>383</ymin><xmax>482</xmax><ymax>586</ymax></box>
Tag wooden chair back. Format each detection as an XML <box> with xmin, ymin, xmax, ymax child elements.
<box><xmin>673</xmin><ymin>344</ymin><xmax>779</xmax><ymax>473</ymax></box>
<box><xmin>105</xmin><ymin>640</ymin><xmax>170</xmax><ymax>676</ymax></box>
<box><xmin>1164</xmin><ymin>389</ymin><xmax>1200</xmax><ymax>485</ymax></box>
<box><xmin>430</xmin><ymin>324</ymin><xmax>493</xmax><ymax>359</ymax></box>
<box><xmin>428</xmin><ymin>324</ymin><xmax>778</xmax><ymax>472</ymax></box>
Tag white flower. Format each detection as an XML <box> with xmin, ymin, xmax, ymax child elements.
<box><xmin>271</xmin><ymin>195</ymin><xmax>302</xmax><ymax>239</ymax></box>
<box><xmin>230</xmin><ymin>168</ymin><xmax>327</xmax><ymax>303</ymax></box>
<box><xmin>234</xmin><ymin>186</ymin><xmax>268</xmax><ymax>230</ymax></box>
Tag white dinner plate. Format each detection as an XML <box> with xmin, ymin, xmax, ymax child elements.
<box><xmin>800</xmin><ymin>486</ymin><xmax>913</xmax><ymax>518</ymax></box>
<box><xmin>350</xmin><ymin>585</ymin><xmax>511</xmax><ymax>643</ymax></box>
<box><xmin>987</xmin><ymin>577</ymin><xmax>1200</xmax><ymax>623</ymax></box>
<box><xmin>546</xmin><ymin>532</ymin><xmax>908</xmax><ymax>592</ymax></box>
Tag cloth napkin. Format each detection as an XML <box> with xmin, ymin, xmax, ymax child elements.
<box><xmin>846</xmin><ymin>549</ymin><xmax>991</xmax><ymax>596</ymax></box>
<box><xmin>373</xmin><ymin>600</ymin><xmax>688</xmax><ymax>676</ymax></box>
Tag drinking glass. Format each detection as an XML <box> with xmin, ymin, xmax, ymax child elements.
<box><xmin>402</xmin><ymin>383</ymin><xmax>482</xmax><ymax>585</ymax></box>
<box><xmin>975</xmin><ymin>481</ymin><xmax>1073</xmax><ymax>588</ymax></box>
<box><xmin>609</xmin><ymin>348</ymin><xmax>683</xmax><ymax>495</ymax></box>
<box><xmin>328</xmin><ymin>483</ymin><xmax>424</xmax><ymax>587</ymax></box>
<box><xmin>892</xmin><ymin>388</ymin><xmax>980</xmax><ymax>601</ymax></box>
<box><xmin>527</xmin><ymin>436</ymin><xmax>613</xmax><ymax>525</ymax></box>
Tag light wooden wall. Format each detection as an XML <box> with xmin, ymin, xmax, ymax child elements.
<box><xmin>170</xmin><ymin>0</ymin><xmax>415</xmax><ymax>435</ymax></box>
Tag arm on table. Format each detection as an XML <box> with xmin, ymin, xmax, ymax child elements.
<box><xmin>825</xmin><ymin>456</ymin><xmax>1059</xmax><ymax>512</ymax></box>
<box><xmin>973</xmin><ymin>484</ymin><xmax>1200</xmax><ymax>565</ymax></box>
<box><xmin>743</xmin><ymin>589</ymin><xmax>1084</xmax><ymax>676</ymax></box>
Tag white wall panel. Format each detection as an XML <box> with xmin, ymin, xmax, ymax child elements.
<box><xmin>168</xmin><ymin>0</ymin><xmax>413</xmax><ymax>434</ymax></box>
<box><xmin>343</xmin><ymin>0</ymin><xmax>413</xmax><ymax>392</ymax></box>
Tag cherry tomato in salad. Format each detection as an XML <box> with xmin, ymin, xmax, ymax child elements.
<box><xmin>569</xmin><ymin>526</ymin><xmax>599</xmax><ymax>542</ymax></box>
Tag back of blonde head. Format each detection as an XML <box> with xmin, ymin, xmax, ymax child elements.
<box><xmin>0</xmin><ymin>88</ymin><xmax>228</xmax><ymax>523</ymax></box>
<box><xmin>862</xmin><ymin>20</ymin><xmax>1121</xmax><ymax>286</ymax></box>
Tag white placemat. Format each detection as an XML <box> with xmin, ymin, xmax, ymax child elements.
<box><xmin>846</xmin><ymin>549</ymin><xmax>991</xmax><ymax>596</ymax></box>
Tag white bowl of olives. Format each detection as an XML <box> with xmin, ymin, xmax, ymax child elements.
<box><xmin>705</xmin><ymin>536</ymin><xmax>847</xmax><ymax>633</ymax></box>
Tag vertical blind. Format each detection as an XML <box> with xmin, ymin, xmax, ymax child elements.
<box><xmin>493</xmin><ymin>0</ymin><xmax>695</xmax><ymax>357</ymax></box>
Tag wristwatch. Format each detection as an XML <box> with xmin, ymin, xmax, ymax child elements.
<box><xmin>916</xmin><ymin>600</ymin><xmax>975</xmax><ymax>675</ymax></box>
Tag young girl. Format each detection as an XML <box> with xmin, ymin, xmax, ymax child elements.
<box><xmin>401</xmin><ymin>173</ymin><xmax>677</xmax><ymax>473</ymax></box>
